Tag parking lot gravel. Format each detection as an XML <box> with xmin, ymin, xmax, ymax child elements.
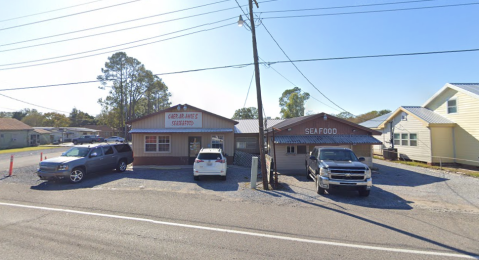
<box><xmin>2</xmin><ymin>159</ymin><xmax>478</xmax><ymax>214</ymax></box>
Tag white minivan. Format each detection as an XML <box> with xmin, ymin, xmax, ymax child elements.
<box><xmin>193</xmin><ymin>148</ymin><xmax>227</xmax><ymax>181</ymax></box>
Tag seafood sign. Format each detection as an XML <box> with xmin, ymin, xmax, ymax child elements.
<box><xmin>165</xmin><ymin>112</ymin><xmax>202</xmax><ymax>128</ymax></box>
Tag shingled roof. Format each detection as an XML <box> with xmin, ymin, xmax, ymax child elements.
<box><xmin>0</xmin><ymin>118</ymin><xmax>33</xmax><ymax>131</ymax></box>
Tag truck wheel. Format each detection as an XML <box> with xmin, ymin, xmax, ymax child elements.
<box><xmin>116</xmin><ymin>160</ymin><xmax>127</xmax><ymax>172</ymax></box>
<box><xmin>359</xmin><ymin>189</ymin><xmax>370</xmax><ymax>197</ymax></box>
<box><xmin>316</xmin><ymin>177</ymin><xmax>325</xmax><ymax>195</ymax></box>
<box><xmin>73</xmin><ymin>141</ymin><xmax>78</xmax><ymax>145</ymax></box>
<box><xmin>69</xmin><ymin>168</ymin><xmax>84</xmax><ymax>183</ymax></box>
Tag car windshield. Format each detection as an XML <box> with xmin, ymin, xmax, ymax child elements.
<box><xmin>319</xmin><ymin>149</ymin><xmax>358</xmax><ymax>162</ymax></box>
<box><xmin>62</xmin><ymin>147</ymin><xmax>91</xmax><ymax>157</ymax></box>
<box><xmin>197</xmin><ymin>153</ymin><xmax>222</xmax><ymax>160</ymax></box>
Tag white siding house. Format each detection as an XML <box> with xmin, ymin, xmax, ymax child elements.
<box><xmin>361</xmin><ymin>83</ymin><xmax>479</xmax><ymax>167</ymax></box>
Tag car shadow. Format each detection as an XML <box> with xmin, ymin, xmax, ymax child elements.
<box><xmin>372</xmin><ymin>164</ymin><xmax>448</xmax><ymax>187</ymax></box>
<box><xmin>30</xmin><ymin>166</ymin><xmax>250</xmax><ymax>192</ymax></box>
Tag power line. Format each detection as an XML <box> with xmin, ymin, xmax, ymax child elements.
<box><xmin>0</xmin><ymin>19</ymin><xmax>236</xmax><ymax>70</ymax></box>
<box><xmin>0</xmin><ymin>0</ymin><xmax>278</xmax><ymax>48</ymax></box>
<box><xmin>0</xmin><ymin>8</ymin><xmax>240</xmax><ymax>53</ymax></box>
<box><xmin>260</xmin><ymin>20</ymin><xmax>349</xmax><ymax>112</ymax></box>
<box><xmin>261</xmin><ymin>2</ymin><xmax>479</xmax><ymax>19</ymax></box>
<box><xmin>0</xmin><ymin>0</ymin><xmax>105</xmax><ymax>23</ymax></box>
<box><xmin>260</xmin><ymin>0</ymin><xmax>442</xmax><ymax>13</ymax></box>
<box><xmin>259</xmin><ymin>57</ymin><xmax>342</xmax><ymax>113</ymax></box>
<box><xmin>243</xmin><ymin>69</ymin><xmax>255</xmax><ymax>108</ymax></box>
<box><xmin>0</xmin><ymin>0</ymin><xmax>142</xmax><ymax>32</ymax></box>
<box><xmin>1</xmin><ymin>47</ymin><xmax>478</xmax><ymax>91</ymax></box>
<box><xmin>0</xmin><ymin>93</ymin><xmax>70</xmax><ymax>113</ymax></box>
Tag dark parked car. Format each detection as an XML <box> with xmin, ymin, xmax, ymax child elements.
<box><xmin>37</xmin><ymin>143</ymin><xmax>134</xmax><ymax>183</ymax></box>
<box><xmin>72</xmin><ymin>135</ymin><xmax>105</xmax><ymax>145</ymax></box>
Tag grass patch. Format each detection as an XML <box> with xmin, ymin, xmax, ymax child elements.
<box><xmin>0</xmin><ymin>146</ymin><xmax>61</xmax><ymax>154</ymax></box>
<box><xmin>374</xmin><ymin>156</ymin><xmax>479</xmax><ymax>178</ymax></box>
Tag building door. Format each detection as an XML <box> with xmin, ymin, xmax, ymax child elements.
<box><xmin>188</xmin><ymin>136</ymin><xmax>202</xmax><ymax>164</ymax></box>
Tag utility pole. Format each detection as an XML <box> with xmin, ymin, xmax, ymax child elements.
<box><xmin>248</xmin><ymin>0</ymin><xmax>268</xmax><ymax>190</ymax></box>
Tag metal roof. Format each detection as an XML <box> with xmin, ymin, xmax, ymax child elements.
<box><xmin>273</xmin><ymin>135</ymin><xmax>382</xmax><ymax>144</ymax></box>
<box><xmin>130</xmin><ymin>128</ymin><xmax>233</xmax><ymax>134</ymax></box>
<box><xmin>234</xmin><ymin>119</ymin><xmax>284</xmax><ymax>134</ymax></box>
<box><xmin>401</xmin><ymin>106</ymin><xmax>454</xmax><ymax>124</ymax></box>
<box><xmin>449</xmin><ymin>83</ymin><xmax>479</xmax><ymax>96</ymax></box>
<box><xmin>359</xmin><ymin>112</ymin><xmax>392</xmax><ymax>129</ymax></box>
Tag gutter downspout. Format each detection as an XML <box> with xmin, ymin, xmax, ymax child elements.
<box><xmin>452</xmin><ymin>127</ymin><xmax>456</xmax><ymax>164</ymax></box>
<box><xmin>429</xmin><ymin>126</ymin><xmax>433</xmax><ymax>164</ymax></box>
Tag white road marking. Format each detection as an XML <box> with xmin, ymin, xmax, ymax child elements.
<box><xmin>1</xmin><ymin>201</ymin><xmax>478</xmax><ymax>259</ymax></box>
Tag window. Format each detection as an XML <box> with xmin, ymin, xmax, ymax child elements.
<box><xmin>297</xmin><ymin>145</ymin><xmax>307</xmax><ymax>154</ymax></box>
<box><xmin>145</xmin><ymin>136</ymin><xmax>170</xmax><ymax>152</ymax></box>
<box><xmin>145</xmin><ymin>136</ymin><xmax>157</xmax><ymax>152</ymax></box>
<box><xmin>409</xmin><ymin>133</ymin><xmax>417</xmax><ymax>146</ymax></box>
<box><xmin>103</xmin><ymin>146</ymin><xmax>114</xmax><ymax>155</ymax></box>
<box><xmin>90</xmin><ymin>147</ymin><xmax>103</xmax><ymax>157</ymax></box>
<box><xmin>394</xmin><ymin>133</ymin><xmax>400</xmax><ymax>145</ymax></box>
<box><xmin>158</xmin><ymin>136</ymin><xmax>170</xmax><ymax>152</ymax></box>
<box><xmin>401</xmin><ymin>112</ymin><xmax>407</xmax><ymax>121</ymax></box>
<box><xmin>447</xmin><ymin>99</ymin><xmax>457</xmax><ymax>114</ymax></box>
<box><xmin>287</xmin><ymin>146</ymin><xmax>295</xmax><ymax>154</ymax></box>
<box><xmin>211</xmin><ymin>135</ymin><xmax>224</xmax><ymax>150</ymax></box>
<box><xmin>236</xmin><ymin>137</ymin><xmax>257</xmax><ymax>149</ymax></box>
<box><xmin>401</xmin><ymin>134</ymin><xmax>409</xmax><ymax>146</ymax></box>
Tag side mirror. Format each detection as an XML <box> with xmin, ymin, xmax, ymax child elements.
<box><xmin>358</xmin><ymin>157</ymin><xmax>365</xmax><ymax>162</ymax></box>
<box><xmin>309</xmin><ymin>156</ymin><xmax>316</xmax><ymax>160</ymax></box>
<box><xmin>90</xmin><ymin>152</ymin><xmax>98</xmax><ymax>158</ymax></box>
<box><xmin>61</xmin><ymin>152</ymin><xmax>66</xmax><ymax>156</ymax></box>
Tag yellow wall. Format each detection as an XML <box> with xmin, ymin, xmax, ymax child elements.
<box><xmin>426</xmin><ymin>88</ymin><xmax>479</xmax><ymax>166</ymax></box>
<box><xmin>430</xmin><ymin>127</ymin><xmax>454</xmax><ymax>163</ymax></box>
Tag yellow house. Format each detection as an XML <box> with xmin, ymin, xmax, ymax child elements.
<box><xmin>362</xmin><ymin>83</ymin><xmax>479</xmax><ymax>167</ymax></box>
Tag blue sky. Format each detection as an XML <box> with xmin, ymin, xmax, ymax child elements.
<box><xmin>0</xmin><ymin>0</ymin><xmax>478</xmax><ymax>119</ymax></box>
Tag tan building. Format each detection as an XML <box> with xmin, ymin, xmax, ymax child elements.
<box><xmin>0</xmin><ymin>118</ymin><xmax>34</xmax><ymax>149</ymax></box>
<box><xmin>265</xmin><ymin>113</ymin><xmax>382</xmax><ymax>170</ymax></box>
<box><xmin>362</xmin><ymin>83</ymin><xmax>479</xmax><ymax>167</ymax></box>
<box><xmin>128</xmin><ymin>104</ymin><xmax>238</xmax><ymax>165</ymax></box>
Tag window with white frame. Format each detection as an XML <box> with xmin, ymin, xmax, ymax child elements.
<box><xmin>287</xmin><ymin>146</ymin><xmax>295</xmax><ymax>154</ymax></box>
<box><xmin>393</xmin><ymin>133</ymin><xmax>400</xmax><ymax>145</ymax></box>
<box><xmin>158</xmin><ymin>136</ymin><xmax>170</xmax><ymax>152</ymax></box>
<box><xmin>401</xmin><ymin>133</ymin><xmax>409</xmax><ymax>146</ymax></box>
<box><xmin>211</xmin><ymin>135</ymin><xmax>224</xmax><ymax>150</ymax></box>
<box><xmin>409</xmin><ymin>133</ymin><xmax>417</xmax><ymax>146</ymax></box>
<box><xmin>447</xmin><ymin>99</ymin><xmax>457</xmax><ymax>114</ymax></box>
<box><xmin>145</xmin><ymin>135</ymin><xmax>170</xmax><ymax>152</ymax></box>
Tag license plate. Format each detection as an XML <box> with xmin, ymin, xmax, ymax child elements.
<box><xmin>207</xmin><ymin>162</ymin><xmax>212</xmax><ymax>166</ymax></box>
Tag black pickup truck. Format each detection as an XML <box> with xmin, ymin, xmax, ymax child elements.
<box><xmin>72</xmin><ymin>135</ymin><xmax>104</xmax><ymax>145</ymax></box>
<box><xmin>306</xmin><ymin>147</ymin><xmax>372</xmax><ymax>197</ymax></box>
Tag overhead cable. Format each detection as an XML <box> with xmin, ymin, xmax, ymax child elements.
<box><xmin>0</xmin><ymin>47</ymin><xmax>478</xmax><ymax>91</ymax></box>
<box><xmin>0</xmin><ymin>0</ymin><xmax>142</xmax><ymax>31</ymax></box>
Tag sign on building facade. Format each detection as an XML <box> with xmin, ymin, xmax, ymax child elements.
<box><xmin>165</xmin><ymin>112</ymin><xmax>202</xmax><ymax>128</ymax></box>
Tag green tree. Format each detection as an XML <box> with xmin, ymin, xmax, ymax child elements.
<box><xmin>97</xmin><ymin>52</ymin><xmax>171</xmax><ymax>129</ymax></box>
<box><xmin>335</xmin><ymin>110</ymin><xmax>391</xmax><ymax>124</ymax></box>
<box><xmin>43</xmin><ymin>112</ymin><xmax>70</xmax><ymax>127</ymax></box>
<box><xmin>232</xmin><ymin>107</ymin><xmax>258</xmax><ymax>119</ymax></box>
<box><xmin>21</xmin><ymin>109</ymin><xmax>45</xmax><ymax>126</ymax></box>
<box><xmin>0</xmin><ymin>112</ymin><xmax>12</xmax><ymax>118</ymax></box>
<box><xmin>69</xmin><ymin>108</ymin><xmax>97</xmax><ymax>126</ymax></box>
<box><xmin>279</xmin><ymin>87</ymin><xmax>310</xmax><ymax>118</ymax></box>
<box><xmin>12</xmin><ymin>109</ymin><xmax>29</xmax><ymax>121</ymax></box>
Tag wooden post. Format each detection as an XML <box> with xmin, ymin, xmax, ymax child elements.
<box><xmin>273</xmin><ymin>128</ymin><xmax>278</xmax><ymax>185</ymax></box>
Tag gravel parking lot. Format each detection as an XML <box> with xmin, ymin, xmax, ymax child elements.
<box><xmin>2</xmin><ymin>158</ymin><xmax>478</xmax><ymax>214</ymax></box>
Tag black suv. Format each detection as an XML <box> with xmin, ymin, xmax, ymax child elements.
<box><xmin>37</xmin><ymin>143</ymin><xmax>134</xmax><ymax>183</ymax></box>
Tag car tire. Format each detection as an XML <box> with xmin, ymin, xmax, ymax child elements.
<box><xmin>116</xmin><ymin>160</ymin><xmax>127</xmax><ymax>172</ymax></box>
<box><xmin>69</xmin><ymin>168</ymin><xmax>85</xmax><ymax>183</ymax></box>
<box><xmin>194</xmin><ymin>176</ymin><xmax>200</xmax><ymax>181</ymax></box>
<box><xmin>359</xmin><ymin>189</ymin><xmax>370</xmax><ymax>197</ymax></box>
<box><xmin>316</xmin><ymin>176</ymin><xmax>325</xmax><ymax>195</ymax></box>
<box><xmin>73</xmin><ymin>141</ymin><xmax>77</xmax><ymax>145</ymax></box>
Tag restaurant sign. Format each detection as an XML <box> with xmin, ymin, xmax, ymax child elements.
<box><xmin>305</xmin><ymin>128</ymin><xmax>337</xmax><ymax>135</ymax></box>
<box><xmin>165</xmin><ymin>112</ymin><xmax>202</xmax><ymax>128</ymax></box>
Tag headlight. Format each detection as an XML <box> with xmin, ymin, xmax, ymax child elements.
<box><xmin>365</xmin><ymin>168</ymin><xmax>372</xmax><ymax>178</ymax></box>
<box><xmin>320</xmin><ymin>167</ymin><xmax>330</xmax><ymax>177</ymax></box>
<box><xmin>57</xmin><ymin>165</ymin><xmax>69</xmax><ymax>171</ymax></box>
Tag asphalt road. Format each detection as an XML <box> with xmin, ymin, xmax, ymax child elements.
<box><xmin>0</xmin><ymin>147</ymin><xmax>70</xmax><ymax>174</ymax></box>
<box><xmin>1</xmin><ymin>156</ymin><xmax>479</xmax><ymax>259</ymax></box>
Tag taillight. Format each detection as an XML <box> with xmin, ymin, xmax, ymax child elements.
<box><xmin>215</xmin><ymin>159</ymin><xmax>225</xmax><ymax>163</ymax></box>
<box><xmin>195</xmin><ymin>159</ymin><xmax>204</xmax><ymax>163</ymax></box>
